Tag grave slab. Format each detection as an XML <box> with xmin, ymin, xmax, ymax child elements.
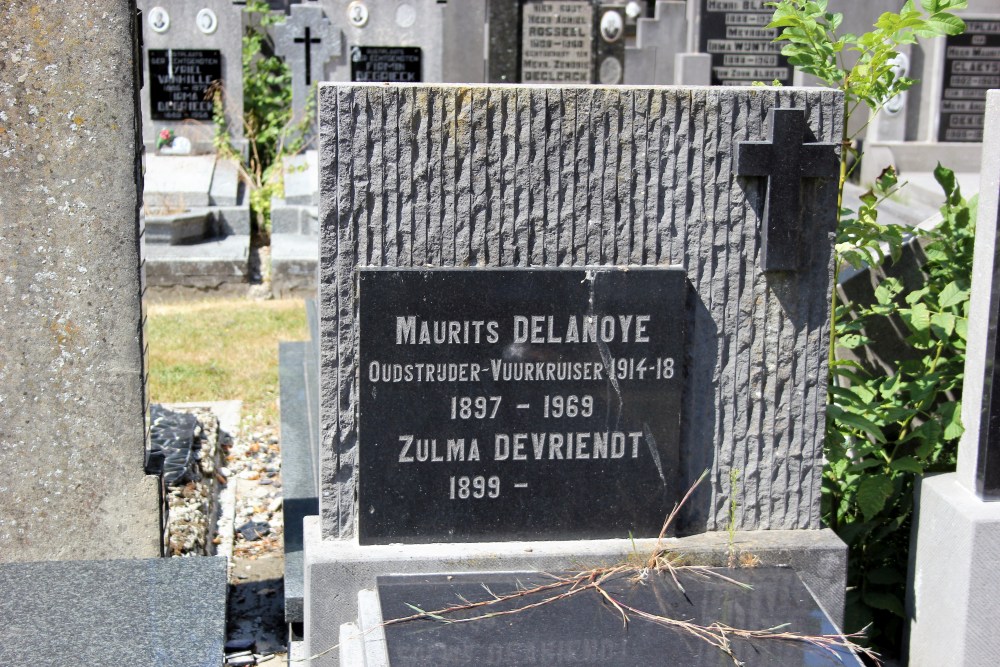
<box><xmin>304</xmin><ymin>517</ymin><xmax>847</xmax><ymax>665</ymax></box>
<box><xmin>271</xmin><ymin>234</ymin><xmax>320</xmax><ymax>298</ymax></box>
<box><xmin>210</xmin><ymin>157</ymin><xmax>243</xmax><ymax>207</ymax></box>
<box><xmin>280</xmin><ymin>340</ymin><xmax>320</xmax><ymax>624</ymax></box>
<box><xmin>282</xmin><ymin>150</ymin><xmax>320</xmax><ymax>206</ymax></box>
<box><xmin>143</xmin><ymin>234</ymin><xmax>251</xmax><ymax>300</ymax></box>
<box><xmin>366</xmin><ymin>568</ymin><xmax>862</xmax><ymax>666</ymax></box>
<box><xmin>0</xmin><ymin>556</ymin><xmax>227</xmax><ymax>667</ymax></box>
<box><xmin>145</xmin><ymin>154</ymin><xmax>219</xmax><ymax>210</ymax></box>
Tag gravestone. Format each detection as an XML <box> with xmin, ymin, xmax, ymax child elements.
<box><xmin>273</xmin><ymin>3</ymin><xmax>342</xmax><ymax>124</ymax></box>
<box><xmin>625</xmin><ymin>1</ymin><xmax>709</xmax><ymax>86</ymax></box>
<box><xmin>697</xmin><ymin>0</ymin><xmax>792</xmax><ymax>86</ymax></box>
<box><xmin>138</xmin><ymin>1</ymin><xmax>253</xmax><ymax>298</ymax></box>
<box><xmin>138</xmin><ymin>0</ymin><xmax>245</xmax><ymax>151</ymax></box>
<box><xmin>350</xmin><ymin>569</ymin><xmax>864</xmax><ymax>666</ymax></box>
<box><xmin>313</xmin><ymin>0</ymin><xmax>446</xmax><ymax>82</ymax></box>
<box><xmin>907</xmin><ymin>89</ymin><xmax>1000</xmax><ymax>666</ymax></box>
<box><xmin>298</xmin><ymin>82</ymin><xmax>848</xmax><ymax>665</ymax></box>
<box><xmin>859</xmin><ymin>0</ymin><xmax>996</xmax><ymax>200</ymax></box>
<box><xmin>487</xmin><ymin>1</ymin><xmax>631</xmax><ymax>84</ymax></box>
<box><xmin>936</xmin><ymin>16</ymin><xmax>1000</xmax><ymax>143</ymax></box>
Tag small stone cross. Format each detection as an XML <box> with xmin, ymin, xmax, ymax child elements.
<box><xmin>272</xmin><ymin>5</ymin><xmax>341</xmax><ymax>124</ymax></box>
<box><xmin>295</xmin><ymin>27</ymin><xmax>322</xmax><ymax>86</ymax></box>
<box><xmin>736</xmin><ymin>108</ymin><xmax>839</xmax><ymax>272</ymax></box>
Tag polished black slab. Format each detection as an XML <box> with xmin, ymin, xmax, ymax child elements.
<box><xmin>376</xmin><ymin>568</ymin><xmax>863</xmax><ymax>666</ymax></box>
<box><xmin>937</xmin><ymin>19</ymin><xmax>1000</xmax><ymax>143</ymax></box>
<box><xmin>148</xmin><ymin>49</ymin><xmax>221</xmax><ymax>121</ymax></box>
<box><xmin>698</xmin><ymin>0</ymin><xmax>793</xmax><ymax>87</ymax></box>
<box><xmin>357</xmin><ymin>268</ymin><xmax>687</xmax><ymax>544</ymax></box>
<box><xmin>350</xmin><ymin>46</ymin><xmax>422</xmax><ymax>83</ymax></box>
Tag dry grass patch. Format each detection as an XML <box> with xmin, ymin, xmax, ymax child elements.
<box><xmin>147</xmin><ymin>298</ymin><xmax>308</xmax><ymax>424</ymax></box>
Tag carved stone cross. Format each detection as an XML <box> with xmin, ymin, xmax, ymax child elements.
<box><xmin>272</xmin><ymin>5</ymin><xmax>341</xmax><ymax>123</ymax></box>
<box><xmin>736</xmin><ymin>108</ymin><xmax>839</xmax><ymax>272</ymax></box>
<box><xmin>295</xmin><ymin>27</ymin><xmax>322</xmax><ymax>86</ymax></box>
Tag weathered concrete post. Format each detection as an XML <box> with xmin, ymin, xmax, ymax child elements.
<box><xmin>0</xmin><ymin>0</ymin><xmax>161</xmax><ymax>561</ymax></box>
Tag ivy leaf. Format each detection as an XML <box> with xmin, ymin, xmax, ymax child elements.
<box><xmin>857</xmin><ymin>475</ymin><xmax>894</xmax><ymax>520</ymax></box>
<box><xmin>867</xmin><ymin>567</ymin><xmax>906</xmax><ymax>585</ymax></box>
<box><xmin>938</xmin><ymin>281</ymin><xmax>968</xmax><ymax>309</ymax></box>
<box><xmin>940</xmin><ymin>401</ymin><xmax>964</xmax><ymax>440</ymax></box>
<box><xmin>863</xmin><ymin>590</ymin><xmax>906</xmax><ymax>618</ymax></box>
<box><xmin>830</xmin><ymin>407</ymin><xmax>887</xmax><ymax>443</ymax></box>
<box><xmin>890</xmin><ymin>456</ymin><xmax>925</xmax><ymax>474</ymax></box>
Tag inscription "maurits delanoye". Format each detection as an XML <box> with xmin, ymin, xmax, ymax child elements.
<box><xmin>358</xmin><ymin>268</ymin><xmax>685</xmax><ymax>543</ymax></box>
<box><xmin>395</xmin><ymin>314</ymin><xmax>651</xmax><ymax>345</ymax></box>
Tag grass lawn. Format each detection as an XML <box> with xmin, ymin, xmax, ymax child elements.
<box><xmin>146</xmin><ymin>298</ymin><xmax>309</xmax><ymax>424</ymax></box>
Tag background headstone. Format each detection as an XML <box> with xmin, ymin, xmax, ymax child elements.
<box><xmin>273</xmin><ymin>3</ymin><xmax>342</xmax><ymax>124</ymax></box>
<box><xmin>860</xmin><ymin>0</ymin><xmax>997</xmax><ymax>196</ymax></box>
<box><xmin>0</xmin><ymin>0</ymin><xmax>160</xmax><ymax>561</ymax></box>
<box><xmin>138</xmin><ymin>0</ymin><xmax>246</xmax><ymax>151</ymax></box>
<box><xmin>314</xmin><ymin>0</ymin><xmax>445</xmax><ymax>83</ymax></box>
<box><xmin>936</xmin><ymin>17</ymin><xmax>1000</xmax><ymax>143</ymax></box>
<box><xmin>697</xmin><ymin>0</ymin><xmax>792</xmax><ymax>86</ymax></box>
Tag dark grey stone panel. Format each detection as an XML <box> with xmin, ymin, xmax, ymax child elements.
<box><xmin>318</xmin><ymin>84</ymin><xmax>843</xmax><ymax>539</ymax></box>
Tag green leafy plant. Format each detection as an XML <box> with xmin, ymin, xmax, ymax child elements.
<box><xmin>829</xmin><ymin>166</ymin><xmax>974</xmax><ymax>650</ymax></box>
<box><xmin>767</xmin><ymin>0</ymin><xmax>970</xmax><ymax>656</ymax></box>
<box><xmin>212</xmin><ymin>0</ymin><xmax>313</xmax><ymax>243</ymax></box>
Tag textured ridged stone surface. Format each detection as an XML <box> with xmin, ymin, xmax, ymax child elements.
<box><xmin>0</xmin><ymin>1</ymin><xmax>160</xmax><ymax>560</ymax></box>
<box><xmin>318</xmin><ymin>83</ymin><xmax>843</xmax><ymax>539</ymax></box>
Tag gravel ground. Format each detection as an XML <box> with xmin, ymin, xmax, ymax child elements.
<box><xmin>161</xmin><ymin>405</ymin><xmax>288</xmax><ymax>666</ymax></box>
<box><xmin>224</xmin><ymin>415</ymin><xmax>288</xmax><ymax>665</ymax></box>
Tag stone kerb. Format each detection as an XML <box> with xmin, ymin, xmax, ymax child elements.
<box><xmin>317</xmin><ymin>83</ymin><xmax>843</xmax><ymax>541</ymax></box>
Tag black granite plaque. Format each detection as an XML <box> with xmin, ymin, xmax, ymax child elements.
<box><xmin>699</xmin><ymin>0</ymin><xmax>792</xmax><ymax>86</ymax></box>
<box><xmin>376</xmin><ymin>568</ymin><xmax>864</xmax><ymax>666</ymax></box>
<box><xmin>938</xmin><ymin>18</ymin><xmax>1000</xmax><ymax>143</ymax></box>
<box><xmin>358</xmin><ymin>268</ymin><xmax>686</xmax><ymax>544</ymax></box>
<box><xmin>148</xmin><ymin>49</ymin><xmax>222</xmax><ymax>121</ymax></box>
<box><xmin>350</xmin><ymin>46</ymin><xmax>422</xmax><ymax>83</ymax></box>
<box><xmin>520</xmin><ymin>1</ymin><xmax>595</xmax><ymax>83</ymax></box>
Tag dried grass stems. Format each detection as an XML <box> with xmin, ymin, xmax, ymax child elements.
<box><xmin>299</xmin><ymin>471</ymin><xmax>880</xmax><ymax>665</ymax></box>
